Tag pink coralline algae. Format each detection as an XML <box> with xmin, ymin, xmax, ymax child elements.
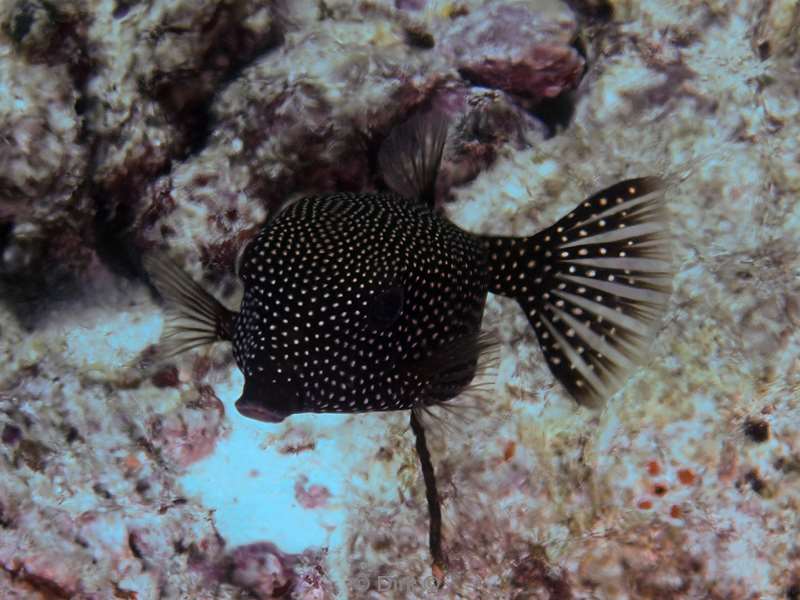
<box><xmin>146</xmin><ymin>384</ymin><xmax>227</xmax><ymax>469</ymax></box>
<box><xmin>278</xmin><ymin>426</ymin><xmax>317</xmax><ymax>454</ymax></box>
<box><xmin>0</xmin><ymin>553</ymin><xmax>81</xmax><ymax>599</ymax></box>
<box><xmin>228</xmin><ymin>543</ymin><xmax>336</xmax><ymax>600</ymax></box>
<box><xmin>228</xmin><ymin>542</ymin><xmax>294</xmax><ymax>599</ymax></box>
<box><xmin>294</xmin><ymin>475</ymin><xmax>332</xmax><ymax>509</ymax></box>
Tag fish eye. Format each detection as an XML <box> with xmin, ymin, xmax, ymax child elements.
<box><xmin>366</xmin><ymin>286</ymin><xmax>404</xmax><ymax>329</ymax></box>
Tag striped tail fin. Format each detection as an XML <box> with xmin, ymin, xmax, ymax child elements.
<box><xmin>480</xmin><ymin>177</ymin><xmax>672</xmax><ymax>406</ymax></box>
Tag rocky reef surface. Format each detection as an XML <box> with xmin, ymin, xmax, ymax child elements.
<box><xmin>0</xmin><ymin>0</ymin><xmax>798</xmax><ymax>598</ymax></box>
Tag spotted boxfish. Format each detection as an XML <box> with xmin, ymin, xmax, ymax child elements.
<box><xmin>144</xmin><ymin>112</ymin><xmax>671</xmax><ymax>576</ymax></box>
<box><xmin>145</xmin><ymin>113</ymin><xmax>670</xmax><ymax>419</ymax></box>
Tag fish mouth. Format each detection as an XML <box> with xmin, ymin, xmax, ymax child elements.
<box><xmin>235</xmin><ymin>373</ymin><xmax>303</xmax><ymax>423</ymax></box>
<box><xmin>234</xmin><ymin>398</ymin><xmax>288</xmax><ymax>423</ymax></box>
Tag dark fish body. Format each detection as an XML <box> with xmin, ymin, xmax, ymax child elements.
<box><xmin>143</xmin><ymin>112</ymin><xmax>672</xmax><ymax>576</ymax></box>
<box><xmin>232</xmin><ymin>191</ymin><xmax>489</xmax><ymax>421</ymax></box>
<box><xmin>145</xmin><ymin>113</ymin><xmax>671</xmax><ymax>422</ymax></box>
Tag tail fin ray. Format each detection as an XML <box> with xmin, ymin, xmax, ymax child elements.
<box><xmin>482</xmin><ymin>177</ymin><xmax>672</xmax><ymax>406</ymax></box>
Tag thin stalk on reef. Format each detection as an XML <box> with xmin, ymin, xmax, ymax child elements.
<box><xmin>410</xmin><ymin>409</ymin><xmax>445</xmax><ymax>585</ymax></box>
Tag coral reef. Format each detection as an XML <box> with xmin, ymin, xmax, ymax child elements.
<box><xmin>0</xmin><ymin>0</ymin><xmax>798</xmax><ymax>598</ymax></box>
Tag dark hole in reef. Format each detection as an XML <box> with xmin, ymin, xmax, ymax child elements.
<box><xmin>113</xmin><ymin>0</ymin><xmax>136</xmax><ymax>19</ymax></box>
<box><xmin>528</xmin><ymin>35</ymin><xmax>586</xmax><ymax>137</ymax></box>
<box><xmin>531</xmin><ymin>90</ymin><xmax>578</xmax><ymax>138</ymax></box>
<box><xmin>93</xmin><ymin>483</ymin><xmax>113</xmax><ymax>500</ymax></box>
<box><xmin>0</xmin><ymin>221</ymin><xmax>13</xmax><ymax>255</ymax></box>
<box><xmin>147</xmin><ymin>75</ymin><xmax>216</xmax><ymax>162</ymax></box>
<box><xmin>2</xmin><ymin>424</ymin><xmax>21</xmax><ymax>445</ymax></box>
<box><xmin>91</xmin><ymin>141</ymin><xmax>178</xmax><ymax>281</ymax></box>
<box><xmin>572</xmin><ymin>34</ymin><xmax>588</xmax><ymax>62</ymax></box>
<box><xmin>178</xmin><ymin>98</ymin><xmax>215</xmax><ymax>159</ymax></box>
<box><xmin>758</xmin><ymin>41</ymin><xmax>770</xmax><ymax>60</ymax></box>
<box><xmin>0</xmin><ymin>502</ymin><xmax>12</xmax><ymax>528</ymax></box>
<box><xmin>128</xmin><ymin>533</ymin><xmax>143</xmax><ymax>559</ymax></box>
<box><xmin>65</xmin><ymin>425</ymin><xmax>80</xmax><ymax>444</ymax></box>
<box><xmin>149</xmin><ymin>12</ymin><xmax>285</xmax><ymax>162</ymax></box>
<box><xmin>0</xmin><ymin>237</ymin><xmax>87</xmax><ymax>331</ymax></box>
<box><xmin>5</xmin><ymin>1</ymin><xmax>40</xmax><ymax>44</ymax></box>
<box><xmin>74</xmin><ymin>96</ymin><xmax>95</xmax><ymax>145</ymax></box>
<box><xmin>93</xmin><ymin>197</ymin><xmax>143</xmax><ymax>280</ymax></box>
<box><xmin>404</xmin><ymin>25</ymin><xmax>434</xmax><ymax>49</ymax></box>
<box><xmin>744</xmin><ymin>470</ymin><xmax>765</xmax><ymax>495</ymax></box>
<box><xmin>787</xmin><ymin>583</ymin><xmax>800</xmax><ymax>600</ymax></box>
<box><xmin>743</xmin><ymin>417</ymin><xmax>769</xmax><ymax>443</ymax></box>
<box><xmin>565</xmin><ymin>0</ymin><xmax>613</xmax><ymax>21</ymax></box>
<box><xmin>74</xmin><ymin>94</ymin><xmax>89</xmax><ymax>116</ymax></box>
<box><xmin>11</xmin><ymin>9</ymin><xmax>34</xmax><ymax>41</ymax></box>
<box><xmin>357</xmin><ymin>128</ymin><xmax>388</xmax><ymax>191</ymax></box>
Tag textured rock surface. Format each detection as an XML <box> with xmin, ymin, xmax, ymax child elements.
<box><xmin>444</xmin><ymin>2</ymin><xmax>583</xmax><ymax>99</ymax></box>
<box><xmin>0</xmin><ymin>0</ymin><xmax>798</xmax><ymax>598</ymax></box>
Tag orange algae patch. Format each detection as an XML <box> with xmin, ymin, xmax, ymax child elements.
<box><xmin>677</xmin><ymin>468</ymin><xmax>696</xmax><ymax>485</ymax></box>
<box><xmin>637</xmin><ymin>499</ymin><xmax>653</xmax><ymax>510</ymax></box>
<box><xmin>646</xmin><ymin>460</ymin><xmax>661</xmax><ymax>476</ymax></box>
<box><xmin>503</xmin><ymin>440</ymin><xmax>516</xmax><ymax>461</ymax></box>
<box><xmin>122</xmin><ymin>454</ymin><xmax>142</xmax><ymax>474</ymax></box>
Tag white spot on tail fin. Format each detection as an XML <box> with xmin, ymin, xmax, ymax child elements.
<box><xmin>522</xmin><ymin>177</ymin><xmax>672</xmax><ymax>406</ymax></box>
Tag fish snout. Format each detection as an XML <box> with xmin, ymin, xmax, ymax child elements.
<box><xmin>235</xmin><ymin>370</ymin><xmax>302</xmax><ymax>423</ymax></box>
<box><xmin>234</xmin><ymin>399</ymin><xmax>288</xmax><ymax>423</ymax></box>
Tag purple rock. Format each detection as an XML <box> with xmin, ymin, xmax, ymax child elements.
<box><xmin>395</xmin><ymin>0</ymin><xmax>426</xmax><ymax>10</ymax></box>
<box><xmin>146</xmin><ymin>385</ymin><xmax>226</xmax><ymax>468</ymax></box>
<box><xmin>444</xmin><ymin>3</ymin><xmax>584</xmax><ymax>100</ymax></box>
<box><xmin>294</xmin><ymin>475</ymin><xmax>331</xmax><ymax>509</ymax></box>
<box><xmin>229</xmin><ymin>542</ymin><xmax>294</xmax><ymax>599</ymax></box>
<box><xmin>2</xmin><ymin>424</ymin><xmax>21</xmax><ymax>445</ymax></box>
<box><xmin>407</xmin><ymin>84</ymin><xmax>548</xmax><ymax>202</ymax></box>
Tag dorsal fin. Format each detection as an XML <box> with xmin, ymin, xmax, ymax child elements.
<box><xmin>378</xmin><ymin>111</ymin><xmax>448</xmax><ymax>209</ymax></box>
